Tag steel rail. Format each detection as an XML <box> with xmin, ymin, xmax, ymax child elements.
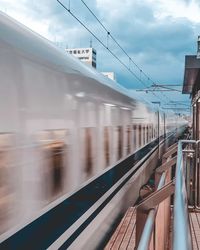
<box><xmin>173</xmin><ymin>140</ymin><xmax>196</xmax><ymax>250</ymax></box>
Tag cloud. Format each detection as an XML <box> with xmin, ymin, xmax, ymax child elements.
<box><xmin>0</xmin><ymin>0</ymin><xmax>196</xmax><ymax>109</ymax></box>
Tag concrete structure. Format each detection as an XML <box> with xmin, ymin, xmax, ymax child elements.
<box><xmin>66</xmin><ymin>47</ymin><xmax>96</xmax><ymax>68</ymax></box>
<box><xmin>101</xmin><ymin>72</ymin><xmax>116</xmax><ymax>81</ymax></box>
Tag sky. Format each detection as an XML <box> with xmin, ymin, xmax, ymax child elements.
<box><xmin>0</xmin><ymin>0</ymin><xmax>199</xmax><ymax>113</ymax></box>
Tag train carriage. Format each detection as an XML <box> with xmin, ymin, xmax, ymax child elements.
<box><xmin>0</xmin><ymin>11</ymin><xmax>187</xmax><ymax>249</ymax></box>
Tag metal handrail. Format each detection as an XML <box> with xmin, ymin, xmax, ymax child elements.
<box><xmin>173</xmin><ymin>140</ymin><xmax>195</xmax><ymax>250</ymax></box>
<box><xmin>137</xmin><ymin>139</ymin><xmax>197</xmax><ymax>250</ymax></box>
<box><xmin>137</xmin><ymin>172</ymin><xmax>166</xmax><ymax>250</ymax></box>
<box><xmin>195</xmin><ymin>140</ymin><xmax>200</xmax><ymax>210</ymax></box>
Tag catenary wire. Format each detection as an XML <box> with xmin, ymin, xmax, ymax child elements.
<box><xmin>57</xmin><ymin>0</ymin><xmax>173</xmax><ymax>105</ymax></box>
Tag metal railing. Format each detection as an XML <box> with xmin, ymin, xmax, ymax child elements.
<box><xmin>137</xmin><ymin>138</ymin><xmax>200</xmax><ymax>250</ymax></box>
<box><xmin>136</xmin><ymin>142</ymin><xmax>175</xmax><ymax>250</ymax></box>
<box><xmin>173</xmin><ymin>140</ymin><xmax>195</xmax><ymax>250</ymax></box>
<box><xmin>195</xmin><ymin>140</ymin><xmax>200</xmax><ymax>209</ymax></box>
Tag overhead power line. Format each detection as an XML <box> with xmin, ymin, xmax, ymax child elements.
<box><xmin>80</xmin><ymin>0</ymin><xmax>148</xmax><ymax>76</ymax></box>
<box><xmin>79</xmin><ymin>0</ymin><xmax>175</xmax><ymax>105</ymax></box>
<box><xmin>137</xmin><ymin>84</ymin><xmax>182</xmax><ymax>92</ymax></box>
<box><xmin>57</xmin><ymin>0</ymin><xmax>149</xmax><ymax>88</ymax></box>
<box><xmin>80</xmin><ymin>0</ymin><xmax>168</xmax><ymax>89</ymax></box>
<box><xmin>57</xmin><ymin>0</ymin><xmax>175</xmax><ymax>105</ymax></box>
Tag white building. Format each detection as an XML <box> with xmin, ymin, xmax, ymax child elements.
<box><xmin>66</xmin><ymin>47</ymin><xmax>96</xmax><ymax>68</ymax></box>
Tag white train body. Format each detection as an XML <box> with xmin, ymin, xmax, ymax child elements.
<box><xmin>0</xmin><ymin>11</ymin><xmax>186</xmax><ymax>239</ymax></box>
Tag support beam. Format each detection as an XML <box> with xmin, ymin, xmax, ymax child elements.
<box><xmin>163</xmin><ymin>144</ymin><xmax>177</xmax><ymax>159</ymax></box>
<box><xmin>138</xmin><ymin>180</ymin><xmax>175</xmax><ymax>211</ymax></box>
<box><xmin>166</xmin><ymin>142</ymin><xmax>178</xmax><ymax>152</ymax></box>
<box><xmin>156</xmin><ymin>156</ymin><xmax>177</xmax><ymax>174</ymax></box>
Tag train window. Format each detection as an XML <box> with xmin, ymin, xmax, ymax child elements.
<box><xmin>84</xmin><ymin>128</ymin><xmax>93</xmax><ymax>177</ymax></box>
<box><xmin>143</xmin><ymin>126</ymin><xmax>146</xmax><ymax>145</ymax></box>
<box><xmin>152</xmin><ymin>125</ymin><xmax>155</xmax><ymax>138</ymax></box>
<box><xmin>43</xmin><ymin>141</ymin><xmax>65</xmax><ymax>198</ymax></box>
<box><xmin>149</xmin><ymin>124</ymin><xmax>151</xmax><ymax>141</ymax></box>
<box><xmin>117</xmin><ymin>126</ymin><xmax>123</xmax><ymax>160</ymax></box>
<box><xmin>127</xmin><ymin>125</ymin><xmax>131</xmax><ymax>155</ymax></box>
<box><xmin>104</xmin><ymin>127</ymin><xmax>110</xmax><ymax>167</ymax></box>
<box><xmin>156</xmin><ymin>125</ymin><xmax>158</xmax><ymax>138</ymax></box>
<box><xmin>0</xmin><ymin>133</ymin><xmax>15</xmax><ymax>234</ymax></box>
<box><xmin>138</xmin><ymin>124</ymin><xmax>142</xmax><ymax>148</ymax></box>
<box><xmin>155</xmin><ymin>126</ymin><xmax>157</xmax><ymax>138</ymax></box>
<box><xmin>39</xmin><ymin>130</ymin><xmax>66</xmax><ymax>200</ymax></box>
<box><xmin>146</xmin><ymin>125</ymin><xmax>149</xmax><ymax>143</ymax></box>
<box><xmin>133</xmin><ymin>125</ymin><xmax>137</xmax><ymax>151</ymax></box>
<box><xmin>50</xmin><ymin>142</ymin><xmax>64</xmax><ymax>196</ymax></box>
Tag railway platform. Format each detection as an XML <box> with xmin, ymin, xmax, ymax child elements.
<box><xmin>105</xmin><ymin>138</ymin><xmax>200</xmax><ymax>250</ymax></box>
<box><xmin>103</xmin><ymin>47</ymin><xmax>200</xmax><ymax>250</ymax></box>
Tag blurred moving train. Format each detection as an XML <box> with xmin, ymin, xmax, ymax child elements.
<box><xmin>0</xmin><ymin>11</ymin><xmax>187</xmax><ymax>248</ymax></box>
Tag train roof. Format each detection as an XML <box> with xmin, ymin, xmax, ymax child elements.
<box><xmin>0</xmin><ymin>11</ymin><xmax>159</xmax><ymax>112</ymax></box>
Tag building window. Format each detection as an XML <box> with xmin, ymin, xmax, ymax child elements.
<box><xmin>92</xmin><ymin>61</ymin><xmax>96</xmax><ymax>68</ymax></box>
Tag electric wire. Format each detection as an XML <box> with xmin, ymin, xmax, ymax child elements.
<box><xmin>57</xmin><ymin>0</ymin><xmax>148</xmax><ymax>88</ymax></box>
<box><xmin>80</xmin><ymin>0</ymin><xmax>180</xmax><ymax>108</ymax></box>
<box><xmin>57</xmin><ymin>0</ymin><xmax>183</xmax><ymax>108</ymax></box>
<box><xmin>80</xmin><ymin>0</ymin><xmax>154</xmax><ymax>82</ymax></box>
